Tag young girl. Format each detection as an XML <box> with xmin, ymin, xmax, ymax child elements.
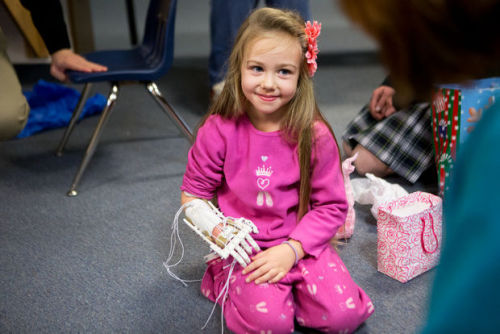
<box><xmin>180</xmin><ymin>8</ymin><xmax>373</xmax><ymax>333</ymax></box>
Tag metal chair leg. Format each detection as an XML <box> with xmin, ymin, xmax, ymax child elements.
<box><xmin>66</xmin><ymin>83</ymin><xmax>120</xmax><ymax>197</ymax></box>
<box><xmin>145</xmin><ymin>82</ymin><xmax>194</xmax><ymax>143</ymax></box>
<box><xmin>56</xmin><ymin>83</ymin><xmax>93</xmax><ymax>156</ymax></box>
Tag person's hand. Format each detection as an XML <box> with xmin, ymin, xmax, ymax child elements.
<box><xmin>50</xmin><ymin>49</ymin><xmax>107</xmax><ymax>81</ymax></box>
<box><xmin>242</xmin><ymin>240</ymin><xmax>303</xmax><ymax>284</ymax></box>
<box><xmin>369</xmin><ymin>85</ymin><xmax>397</xmax><ymax>120</ymax></box>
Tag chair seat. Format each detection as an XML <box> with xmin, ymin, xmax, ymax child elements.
<box><xmin>68</xmin><ymin>46</ymin><xmax>172</xmax><ymax>83</ymax></box>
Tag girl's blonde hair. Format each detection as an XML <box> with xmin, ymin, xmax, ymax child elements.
<box><xmin>200</xmin><ymin>7</ymin><xmax>340</xmax><ymax>221</ymax></box>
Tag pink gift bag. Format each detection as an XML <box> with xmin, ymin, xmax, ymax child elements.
<box><xmin>377</xmin><ymin>191</ymin><xmax>442</xmax><ymax>283</ymax></box>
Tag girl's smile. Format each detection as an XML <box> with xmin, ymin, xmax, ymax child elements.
<box><xmin>241</xmin><ymin>32</ymin><xmax>302</xmax><ymax>132</ymax></box>
<box><xmin>257</xmin><ymin>93</ymin><xmax>279</xmax><ymax>102</ymax></box>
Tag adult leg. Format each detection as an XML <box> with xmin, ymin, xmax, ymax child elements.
<box><xmin>342</xmin><ymin>140</ymin><xmax>353</xmax><ymax>157</ymax></box>
<box><xmin>0</xmin><ymin>27</ymin><xmax>29</xmax><ymax>141</ymax></box>
<box><xmin>352</xmin><ymin>144</ymin><xmax>394</xmax><ymax>177</ymax></box>
<box><xmin>342</xmin><ymin>138</ymin><xmax>393</xmax><ymax>177</ymax></box>
<box><xmin>266</xmin><ymin>0</ymin><xmax>311</xmax><ymax>20</ymax></box>
<box><xmin>208</xmin><ymin>0</ymin><xmax>255</xmax><ymax>88</ymax></box>
<box><xmin>293</xmin><ymin>247</ymin><xmax>374</xmax><ymax>333</ymax></box>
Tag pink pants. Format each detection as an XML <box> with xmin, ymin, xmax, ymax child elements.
<box><xmin>201</xmin><ymin>246</ymin><xmax>374</xmax><ymax>334</ymax></box>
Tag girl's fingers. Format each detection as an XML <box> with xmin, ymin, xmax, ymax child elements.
<box><xmin>254</xmin><ymin>269</ymin><xmax>279</xmax><ymax>285</ymax></box>
<box><xmin>268</xmin><ymin>271</ymin><xmax>286</xmax><ymax>284</ymax></box>
<box><xmin>252</xmin><ymin>251</ymin><xmax>266</xmax><ymax>260</ymax></box>
<box><xmin>245</xmin><ymin>264</ymin><xmax>268</xmax><ymax>283</ymax></box>
<box><xmin>242</xmin><ymin>256</ymin><xmax>265</xmax><ymax>275</ymax></box>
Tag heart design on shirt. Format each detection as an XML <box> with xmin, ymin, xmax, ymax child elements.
<box><xmin>257</xmin><ymin>178</ymin><xmax>270</xmax><ymax>190</ymax></box>
<box><xmin>261</xmin><ymin>156</ymin><xmax>268</xmax><ymax>162</ymax></box>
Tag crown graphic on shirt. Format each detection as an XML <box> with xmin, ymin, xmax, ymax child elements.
<box><xmin>255</xmin><ymin>164</ymin><xmax>273</xmax><ymax>177</ymax></box>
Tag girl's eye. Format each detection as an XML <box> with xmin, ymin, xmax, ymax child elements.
<box><xmin>279</xmin><ymin>69</ymin><xmax>291</xmax><ymax>75</ymax></box>
<box><xmin>251</xmin><ymin>66</ymin><xmax>263</xmax><ymax>72</ymax></box>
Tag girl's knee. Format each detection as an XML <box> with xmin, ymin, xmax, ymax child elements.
<box><xmin>225</xmin><ymin>303</ymin><xmax>294</xmax><ymax>334</ymax></box>
<box><xmin>306</xmin><ymin>309</ymin><xmax>368</xmax><ymax>334</ymax></box>
<box><xmin>298</xmin><ymin>285</ymin><xmax>374</xmax><ymax>333</ymax></box>
<box><xmin>225</xmin><ymin>313</ymin><xmax>294</xmax><ymax>334</ymax></box>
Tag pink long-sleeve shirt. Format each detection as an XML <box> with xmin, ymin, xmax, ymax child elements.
<box><xmin>181</xmin><ymin>114</ymin><xmax>347</xmax><ymax>258</ymax></box>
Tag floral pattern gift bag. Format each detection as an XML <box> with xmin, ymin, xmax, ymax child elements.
<box><xmin>377</xmin><ymin>191</ymin><xmax>442</xmax><ymax>283</ymax></box>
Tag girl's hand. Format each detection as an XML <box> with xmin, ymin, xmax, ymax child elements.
<box><xmin>242</xmin><ymin>240</ymin><xmax>304</xmax><ymax>284</ymax></box>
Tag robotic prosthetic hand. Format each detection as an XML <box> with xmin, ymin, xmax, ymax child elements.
<box><xmin>183</xmin><ymin>198</ymin><xmax>260</xmax><ymax>267</ymax></box>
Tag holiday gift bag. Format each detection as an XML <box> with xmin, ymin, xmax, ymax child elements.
<box><xmin>377</xmin><ymin>191</ymin><xmax>442</xmax><ymax>283</ymax></box>
<box><xmin>431</xmin><ymin>77</ymin><xmax>500</xmax><ymax>196</ymax></box>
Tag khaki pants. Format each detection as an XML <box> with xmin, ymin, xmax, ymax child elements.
<box><xmin>0</xmin><ymin>26</ymin><xmax>29</xmax><ymax>141</ymax></box>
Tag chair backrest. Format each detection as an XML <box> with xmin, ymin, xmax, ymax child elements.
<box><xmin>140</xmin><ymin>0</ymin><xmax>177</xmax><ymax>78</ymax></box>
<box><xmin>68</xmin><ymin>0</ymin><xmax>178</xmax><ymax>83</ymax></box>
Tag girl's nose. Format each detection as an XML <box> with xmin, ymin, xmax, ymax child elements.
<box><xmin>261</xmin><ymin>73</ymin><xmax>276</xmax><ymax>90</ymax></box>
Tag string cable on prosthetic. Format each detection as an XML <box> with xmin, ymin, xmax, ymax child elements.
<box><xmin>163</xmin><ymin>202</ymin><xmax>202</xmax><ymax>287</ymax></box>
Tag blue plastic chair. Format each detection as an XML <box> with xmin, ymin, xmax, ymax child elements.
<box><xmin>56</xmin><ymin>0</ymin><xmax>193</xmax><ymax>196</ymax></box>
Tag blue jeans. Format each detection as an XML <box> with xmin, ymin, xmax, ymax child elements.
<box><xmin>209</xmin><ymin>0</ymin><xmax>311</xmax><ymax>87</ymax></box>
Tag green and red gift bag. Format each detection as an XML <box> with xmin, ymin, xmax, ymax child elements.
<box><xmin>431</xmin><ymin>77</ymin><xmax>499</xmax><ymax>196</ymax></box>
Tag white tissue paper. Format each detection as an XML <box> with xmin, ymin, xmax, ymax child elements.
<box><xmin>335</xmin><ymin>153</ymin><xmax>358</xmax><ymax>239</ymax></box>
<box><xmin>350</xmin><ymin>173</ymin><xmax>408</xmax><ymax>219</ymax></box>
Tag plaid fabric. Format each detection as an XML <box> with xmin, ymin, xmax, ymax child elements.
<box><xmin>342</xmin><ymin>102</ymin><xmax>433</xmax><ymax>183</ymax></box>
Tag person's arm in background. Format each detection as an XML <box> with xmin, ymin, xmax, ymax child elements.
<box><xmin>20</xmin><ymin>0</ymin><xmax>107</xmax><ymax>81</ymax></box>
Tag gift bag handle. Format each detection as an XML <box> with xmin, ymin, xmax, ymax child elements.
<box><xmin>421</xmin><ymin>213</ymin><xmax>439</xmax><ymax>254</ymax></box>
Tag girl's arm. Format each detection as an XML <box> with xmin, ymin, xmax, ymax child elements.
<box><xmin>181</xmin><ymin>191</ymin><xmax>199</xmax><ymax>205</ymax></box>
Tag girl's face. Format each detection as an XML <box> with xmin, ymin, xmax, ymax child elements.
<box><xmin>241</xmin><ymin>32</ymin><xmax>302</xmax><ymax>131</ymax></box>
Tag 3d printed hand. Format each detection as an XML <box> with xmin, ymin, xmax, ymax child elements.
<box><xmin>183</xmin><ymin>199</ymin><xmax>260</xmax><ymax>267</ymax></box>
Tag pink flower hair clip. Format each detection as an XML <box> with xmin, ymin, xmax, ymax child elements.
<box><xmin>304</xmin><ymin>20</ymin><xmax>321</xmax><ymax>77</ymax></box>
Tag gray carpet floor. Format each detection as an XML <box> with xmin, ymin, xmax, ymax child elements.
<box><xmin>0</xmin><ymin>1</ymin><xmax>439</xmax><ymax>333</ymax></box>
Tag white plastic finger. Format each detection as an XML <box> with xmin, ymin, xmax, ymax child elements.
<box><xmin>234</xmin><ymin>245</ymin><xmax>251</xmax><ymax>264</ymax></box>
<box><xmin>240</xmin><ymin>239</ymin><xmax>253</xmax><ymax>254</ymax></box>
<box><xmin>245</xmin><ymin>234</ymin><xmax>261</xmax><ymax>252</ymax></box>
<box><xmin>231</xmin><ymin>250</ymin><xmax>247</xmax><ymax>268</ymax></box>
